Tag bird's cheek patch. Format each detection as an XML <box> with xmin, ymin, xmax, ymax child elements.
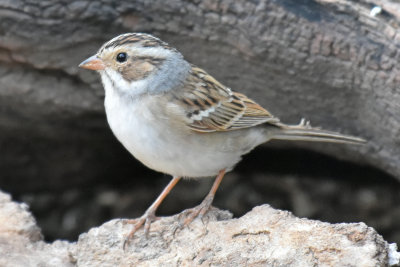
<box><xmin>121</xmin><ymin>58</ymin><xmax>165</xmax><ymax>82</ymax></box>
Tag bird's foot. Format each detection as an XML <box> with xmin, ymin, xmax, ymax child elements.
<box><xmin>123</xmin><ymin>210</ymin><xmax>158</xmax><ymax>249</ymax></box>
<box><xmin>179</xmin><ymin>194</ymin><xmax>214</xmax><ymax>228</ymax></box>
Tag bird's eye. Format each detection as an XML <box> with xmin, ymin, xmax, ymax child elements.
<box><xmin>116</xmin><ymin>52</ymin><xmax>127</xmax><ymax>63</ymax></box>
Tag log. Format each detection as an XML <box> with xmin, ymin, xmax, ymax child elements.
<box><xmin>0</xmin><ymin>0</ymin><xmax>399</xmax><ymax>187</ymax></box>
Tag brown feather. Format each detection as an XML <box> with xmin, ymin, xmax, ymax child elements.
<box><xmin>169</xmin><ymin>66</ymin><xmax>280</xmax><ymax>133</ymax></box>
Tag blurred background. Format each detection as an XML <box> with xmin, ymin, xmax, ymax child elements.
<box><xmin>0</xmin><ymin>0</ymin><xmax>400</xmax><ymax>244</ymax></box>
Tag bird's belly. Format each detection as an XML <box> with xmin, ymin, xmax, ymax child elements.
<box><xmin>105</xmin><ymin>100</ymin><xmax>243</xmax><ymax>178</ymax></box>
<box><xmin>110</xmin><ymin>121</ymin><xmax>240</xmax><ymax>177</ymax></box>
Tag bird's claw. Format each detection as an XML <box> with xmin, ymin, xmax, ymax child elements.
<box><xmin>123</xmin><ymin>211</ymin><xmax>158</xmax><ymax>249</ymax></box>
<box><xmin>178</xmin><ymin>194</ymin><xmax>214</xmax><ymax>230</ymax></box>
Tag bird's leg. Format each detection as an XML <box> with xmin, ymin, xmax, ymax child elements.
<box><xmin>181</xmin><ymin>169</ymin><xmax>226</xmax><ymax>226</ymax></box>
<box><xmin>123</xmin><ymin>176</ymin><xmax>181</xmax><ymax>248</ymax></box>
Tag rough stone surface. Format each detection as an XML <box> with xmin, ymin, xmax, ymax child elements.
<box><xmin>0</xmin><ymin>190</ymin><xmax>398</xmax><ymax>266</ymax></box>
<box><xmin>0</xmin><ymin>192</ymin><xmax>74</xmax><ymax>267</ymax></box>
<box><xmin>75</xmin><ymin>207</ymin><xmax>392</xmax><ymax>266</ymax></box>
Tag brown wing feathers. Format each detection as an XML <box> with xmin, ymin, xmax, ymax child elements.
<box><xmin>177</xmin><ymin>66</ymin><xmax>278</xmax><ymax>133</ymax></box>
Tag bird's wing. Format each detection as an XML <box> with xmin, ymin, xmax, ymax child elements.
<box><xmin>170</xmin><ymin>66</ymin><xmax>280</xmax><ymax>133</ymax></box>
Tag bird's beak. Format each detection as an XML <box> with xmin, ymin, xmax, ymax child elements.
<box><xmin>79</xmin><ymin>55</ymin><xmax>105</xmax><ymax>71</ymax></box>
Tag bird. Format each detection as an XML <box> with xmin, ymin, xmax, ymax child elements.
<box><xmin>79</xmin><ymin>32</ymin><xmax>365</xmax><ymax>246</ymax></box>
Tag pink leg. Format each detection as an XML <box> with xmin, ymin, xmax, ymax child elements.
<box><xmin>182</xmin><ymin>169</ymin><xmax>226</xmax><ymax>226</ymax></box>
<box><xmin>123</xmin><ymin>176</ymin><xmax>181</xmax><ymax>248</ymax></box>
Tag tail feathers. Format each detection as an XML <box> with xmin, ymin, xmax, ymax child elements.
<box><xmin>271</xmin><ymin>119</ymin><xmax>366</xmax><ymax>145</ymax></box>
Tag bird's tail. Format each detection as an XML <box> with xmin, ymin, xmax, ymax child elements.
<box><xmin>270</xmin><ymin>119</ymin><xmax>366</xmax><ymax>145</ymax></box>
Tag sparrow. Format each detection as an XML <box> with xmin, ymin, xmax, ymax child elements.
<box><xmin>79</xmin><ymin>33</ymin><xmax>365</xmax><ymax>246</ymax></box>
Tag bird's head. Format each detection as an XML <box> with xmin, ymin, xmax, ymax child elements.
<box><xmin>79</xmin><ymin>33</ymin><xmax>189</xmax><ymax>96</ymax></box>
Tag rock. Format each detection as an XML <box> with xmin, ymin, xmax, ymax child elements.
<box><xmin>74</xmin><ymin>207</ymin><xmax>396</xmax><ymax>266</ymax></box>
<box><xmin>0</xmin><ymin>190</ymin><xmax>398</xmax><ymax>266</ymax></box>
<box><xmin>0</xmin><ymin>191</ymin><xmax>74</xmax><ymax>267</ymax></box>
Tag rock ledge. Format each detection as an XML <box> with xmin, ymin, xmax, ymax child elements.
<box><xmin>0</xmin><ymin>190</ymin><xmax>398</xmax><ymax>266</ymax></box>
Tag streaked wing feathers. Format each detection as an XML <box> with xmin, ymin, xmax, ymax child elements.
<box><xmin>175</xmin><ymin>66</ymin><xmax>279</xmax><ymax>133</ymax></box>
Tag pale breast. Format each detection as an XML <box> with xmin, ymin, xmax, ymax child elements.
<box><xmin>104</xmin><ymin>92</ymin><xmax>172</xmax><ymax>172</ymax></box>
<box><xmin>104</xmin><ymin>88</ymin><xmax>267</xmax><ymax>178</ymax></box>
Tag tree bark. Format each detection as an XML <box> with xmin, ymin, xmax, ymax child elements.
<box><xmin>0</xmin><ymin>0</ymin><xmax>399</xmax><ymax>185</ymax></box>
